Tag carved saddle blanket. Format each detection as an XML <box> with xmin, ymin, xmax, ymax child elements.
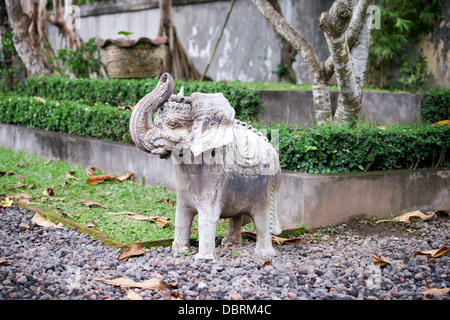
<box><xmin>222</xmin><ymin>120</ymin><xmax>278</xmax><ymax>176</ymax></box>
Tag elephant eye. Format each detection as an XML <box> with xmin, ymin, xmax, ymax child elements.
<box><xmin>166</xmin><ymin>119</ymin><xmax>181</xmax><ymax>128</ymax></box>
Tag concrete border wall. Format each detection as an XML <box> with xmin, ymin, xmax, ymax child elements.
<box><xmin>1</xmin><ymin>124</ymin><xmax>448</xmax><ymax>228</ymax></box>
<box><xmin>256</xmin><ymin>91</ymin><xmax>424</xmax><ymax>126</ymax></box>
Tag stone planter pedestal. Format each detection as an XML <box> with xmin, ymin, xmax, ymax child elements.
<box><xmin>96</xmin><ymin>36</ymin><xmax>167</xmax><ymax>79</ymax></box>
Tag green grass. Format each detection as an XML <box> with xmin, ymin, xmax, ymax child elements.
<box><xmin>238</xmin><ymin>81</ymin><xmax>409</xmax><ymax>93</ymax></box>
<box><xmin>0</xmin><ymin>147</ymin><xmax>240</xmax><ymax>244</ymax></box>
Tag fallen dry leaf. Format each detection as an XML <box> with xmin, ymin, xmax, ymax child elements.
<box><xmin>66</xmin><ymin>171</ymin><xmax>79</xmax><ymax>180</ymax></box>
<box><xmin>16</xmin><ymin>198</ymin><xmax>40</xmax><ymax>205</ymax></box>
<box><xmin>0</xmin><ymin>258</ymin><xmax>11</xmax><ymax>266</ymax></box>
<box><xmin>85</xmin><ymin>167</ymin><xmax>98</xmax><ymax>176</ymax></box>
<box><xmin>13</xmin><ymin>192</ymin><xmax>34</xmax><ymax>200</ymax></box>
<box><xmin>370</xmin><ymin>252</ymin><xmax>391</xmax><ymax>268</ymax></box>
<box><xmin>257</xmin><ymin>260</ymin><xmax>272</xmax><ymax>270</ymax></box>
<box><xmin>432</xmin><ymin>210</ymin><xmax>449</xmax><ymax>219</ymax></box>
<box><xmin>114</xmin><ymin>171</ymin><xmax>134</xmax><ymax>182</ymax></box>
<box><xmin>376</xmin><ymin>210</ymin><xmax>446</xmax><ymax>232</ymax></box>
<box><xmin>87</xmin><ymin>171</ymin><xmax>134</xmax><ymax>185</ymax></box>
<box><xmin>13</xmin><ymin>184</ymin><xmax>36</xmax><ymax>190</ymax></box>
<box><xmin>242</xmin><ymin>231</ymin><xmax>302</xmax><ymax>245</ymax></box>
<box><xmin>433</xmin><ymin>120</ymin><xmax>450</xmax><ymax>126</ymax></box>
<box><xmin>125</xmin><ymin>288</ymin><xmax>143</xmax><ymax>300</ymax></box>
<box><xmin>242</xmin><ymin>231</ymin><xmax>257</xmax><ymax>240</ymax></box>
<box><xmin>105</xmin><ymin>212</ymin><xmax>170</xmax><ymax>227</ymax></box>
<box><xmin>118</xmin><ymin>105</ymin><xmax>135</xmax><ymax>111</ymax></box>
<box><xmin>377</xmin><ymin>210</ymin><xmax>434</xmax><ymax>225</ymax></box>
<box><xmin>229</xmin><ymin>293</ymin><xmax>243</xmax><ymax>300</ymax></box>
<box><xmin>43</xmin><ymin>187</ymin><xmax>54</xmax><ymax>196</ymax></box>
<box><xmin>86</xmin><ymin>220</ymin><xmax>97</xmax><ymax>228</ymax></box>
<box><xmin>76</xmin><ymin>200</ymin><xmax>106</xmax><ymax>208</ymax></box>
<box><xmin>149</xmin><ymin>216</ymin><xmax>171</xmax><ymax>228</ymax></box>
<box><xmin>154</xmin><ymin>197</ymin><xmax>174</xmax><ymax>208</ymax></box>
<box><xmin>31</xmin><ymin>213</ymin><xmax>65</xmax><ymax>229</ymax></box>
<box><xmin>117</xmin><ymin>243</ymin><xmax>145</xmax><ymax>261</ymax></box>
<box><xmin>61</xmin><ymin>212</ymin><xmax>78</xmax><ymax>218</ymax></box>
<box><xmin>130</xmin><ymin>214</ymin><xmax>153</xmax><ymax>221</ymax></box>
<box><xmin>167</xmin><ymin>290</ymin><xmax>186</xmax><ymax>300</ymax></box>
<box><xmin>413</xmin><ymin>246</ymin><xmax>449</xmax><ymax>259</ymax></box>
<box><xmin>0</xmin><ymin>171</ymin><xmax>15</xmax><ymax>176</ymax></box>
<box><xmin>87</xmin><ymin>175</ymin><xmax>116</xmax><ymax>185</ymax></box>
<box><xmin>15</xmin><ymin>163</ymin><xmax>30</xmax><ymax>168</ymax></box>
<box><xmin>17</xmin><ymin>174</ymin><xmax>25</xmax><ymax>182</ymax></box>
<box><xmin>96</xmin><ymin>277</ymin><xmax>173</xmax><ymax>290</ymax></box>
<box><xmin>105</xmin><ymin>211</ymin><xmax>139</xmax><ymax>216</ymax></box>
<box><xmin>418</xmin><ymin>287</ymin><xmax>450</xmax><ymax>300</ymax></box>
<box><xmin>10</xmin><ymin>192</ymin><xmax>35</xmax><ymax>204</ymax></box>
<box><xmin>47</xmin><ymin>197</ymin><xmax>65</xmax><ymax>201</ymax></box>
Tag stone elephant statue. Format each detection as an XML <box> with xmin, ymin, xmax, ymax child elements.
<box><xmin>129</xmin><ymin>73</ymin><xmax>282</xmax><ymax>261</ymax></box>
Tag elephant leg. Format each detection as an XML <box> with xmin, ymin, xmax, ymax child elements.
<box><xmin>222</xmin><ymin>216</ymin><xmax>244</xmax><ymax>245</ymax></box>
<box><xmin>252</xmin><ymin>210</ymin><xmax>277</xmax><ymax>258</ymax></box>
<box><xmin>172</xmin><ymin>203</ymin><xmax>195</xmax><ymax>254</ymax></box>
<box><xmin>195</xmin><ymin>206</ymin><xmax>220</xmax><ymax>261</ymax></box>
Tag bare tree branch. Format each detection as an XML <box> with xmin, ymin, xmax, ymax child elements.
<box><xmin>321</xmin><ymin>0</ymin><xmax>374</xmax><ymax>82</ymax></box>
<box><xmin>5</xmin><ymin>0</ymin><xmax>52</xmax><ymax>76</ymax></box>
<box><xmin>252</xmin><ymin>0</ymin><xmax>332</xmax><ymax>124</ymax></box>
<box><xmin>320</xmin><ymin>0</ymin><xmax>362</xmax><ymax>122</ymax></box>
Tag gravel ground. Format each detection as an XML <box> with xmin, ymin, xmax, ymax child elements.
<box><xmin>0</xmin><ymin>205</ymin><xmax>449</xmax><ymax>301</ymax></box>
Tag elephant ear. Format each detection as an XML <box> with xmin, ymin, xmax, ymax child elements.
<box><xmin>189</xmin><ymin>92</ymin><xmax>235</xmax><ymax>157</ymax></box>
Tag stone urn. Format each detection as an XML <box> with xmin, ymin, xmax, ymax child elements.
<box><xmin>96</xmin><ymin>36</ymin><xmax>167</xmax><ymax>79</ymax></box>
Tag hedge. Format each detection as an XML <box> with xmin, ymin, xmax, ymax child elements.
<box><xmin>1</xmin><ymin>93</ymin><xmax>448</xmax><ymax>173</ymax></box>
<box><xmin>421</xmin><ymin>88</ymin><xmax>450</xmax><ymax>124</ymax></box>
<box><xmin>0</xmin><ymin>95</ymin><xmax>132</xmax><ymax>144</ymax></box>
<box><xmin>15</xmin><ymin>76</ymin><xmax>262</xmax><ymax>122</ymax></box>
<box><xmin>268</xmin><ymin>123</ymin><xmax>450</xmax><ymax>174</ymax></box>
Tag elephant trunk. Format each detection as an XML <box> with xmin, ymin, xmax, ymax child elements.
<box><xmin>129</xmin><ymin>73</ymin><xmax>175</xmax><ymax>153</ymax></box>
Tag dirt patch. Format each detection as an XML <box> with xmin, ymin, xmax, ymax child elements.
<box><xmin>345</xmin><ymin>217</ymin><xmax>413</xmax><ymax>238</ymax></box>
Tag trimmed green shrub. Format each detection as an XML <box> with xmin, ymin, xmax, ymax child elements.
<box><xmin>0</xmin><ymin>95</ymin><xmax>132</xmax><ymax>144</ymax></box>
<box><xmin>1</xmin><ymin>93</ymin><xmax>448</xmax><ymax>174</ymax></box>
<box><xmin>16</xmin><ymin>76</ymin><xmax>262</xmax><ymax>122</ymax></box>
<box><xmin>421</xmin><ymin>89</ymin><xmax>450</xmax><ymax>124</ymax></box>
<box><xmin>264</xmin><ymin>123</ymin><xmax>449</xmax><ymax>174</ymax></box>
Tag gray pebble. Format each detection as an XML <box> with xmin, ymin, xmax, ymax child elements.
<box><xmin>1</xmin><ymin>206</ymin><xmax>449</xmax><ymax>300</ymax></box>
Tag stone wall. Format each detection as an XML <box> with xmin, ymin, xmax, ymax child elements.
<box><xmin>47</xmin><ymin>0</ymin><xmax>449</xmax><ymax>87</ymax></box>
<box><xmin>256</xmin><ymin>90</ymin><xmax>424</xmax><ymax>126</ymax></box>
<box><xmin>48</xmin><ymin>0</ymin><xmax>334</xmax><ymax>84</ymax></box>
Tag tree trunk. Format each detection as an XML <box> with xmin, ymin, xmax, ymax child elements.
<box><xmin>319</xmin><ymin>0</ymin><xmax>373</xmax><ymax>123</ymax></box>
<box><xmin>0</xmin><ymin>0</ymin><xmax>14</xmax><ymax>89</ymax></box>
<box><xmin>48</xmin><ymin>0</ymin><xmax>83</xmax><ymax>50</ymax></box>
<box><xmin>319</xmin><ymin>0</ymin><xmax>361</xmax><ymax>123</ymax></box>
<box><xmin>5</xmin><ymin>0</ymin><xmax>51</xmax><ymax>76</ymax></box>
<box><xmin>252</xmin><ymin>0</ymin><xmax>332</xmax><ymax>124</ymax></box>
<box><xmin>158</xmin><ymin>0</ymin><xmax>202</xmax><ymax>81</ymax></box>
<box><xmin>253</xmin><ymin>0</ymin><xmax>373</xmax><ymax>124</ymax></box>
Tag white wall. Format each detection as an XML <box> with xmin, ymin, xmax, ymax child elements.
<box><xmin>48</xmin><ymin>0</ymin><xmax>333</xmax><ymax>83</ymax></box>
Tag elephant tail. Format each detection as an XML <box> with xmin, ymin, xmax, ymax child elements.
<box><xmin>269</xmin><ymin>173</ymin><xmax>282</xmax><ymax>235</ymax></box>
